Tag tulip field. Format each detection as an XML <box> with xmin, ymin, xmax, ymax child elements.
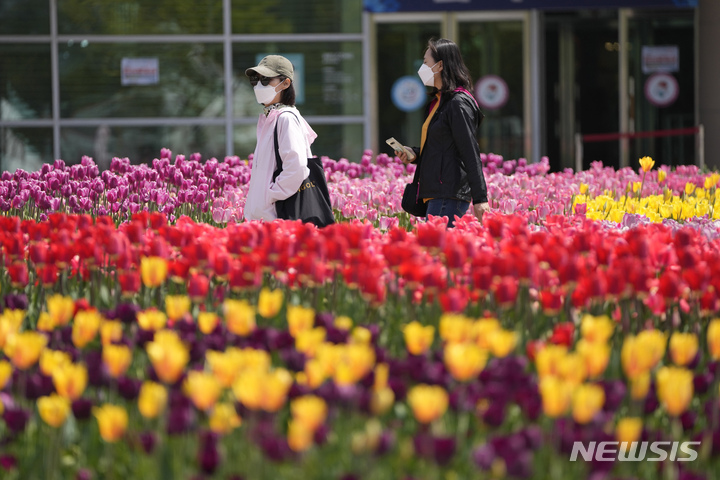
<box><xmin>1</xmin><ymin>149</ymin><xmax>720</xmax><ymax>480</ymax></box>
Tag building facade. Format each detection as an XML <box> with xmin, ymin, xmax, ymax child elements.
<box><xmin>0</xmin><ymin>0</ymin><xmax>708</xmax><ymax>173</ymax></box>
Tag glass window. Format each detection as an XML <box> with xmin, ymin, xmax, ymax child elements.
<box><xmin>0</xmin><ymin>44</ymin><xmax>52</xmax><ymax>120</ymax></box>
<box><xmin>235</xmin><ymin>123</ymin><xmax>364</xmax><ymax>162</ymax></box>
<box><xmin>0</xmin><ymin>0</ymin><xmax>49</xmax><ymax>35</ymax></box>
<box><xmin>376</xmin><ymin>22</ymin><xmax>442</xmax><ymax>151</ymax></box>
<box><xmin>232</xmin><ymin>0</ymin><xmax>361</xmax><ymax>34</ymax></box>
<box><xmin>459</xmin><ymin>21</ymin><xmax>525</xmax><ymax>161</ymax></box>
<box><xmin>58</xmin><ymin>0</ymin><xmax>223</xmax><ymax>35</ymax></box>
<box><xmin>629</xmin><ymin>12</ymin><xmax>696</xmax><ymax>167</ymax></box>
<box><xmin>1</xmin><ymin>127</ymin><xmax>53</xmax><ymax>173</ymax></box>
<box><xmin>60</xmin><ymin>125</ymin><xmax>227</xmax><ymax>168</ymax></box>
<box><xmin>233</xmin><ymin>42</ymin><xmax>363</xmax><ymax>117</ymax></box>
<box><xmin>59</xmin><ymin>43</ymin><xmax>224</xmax><ymax>118</ymax></box>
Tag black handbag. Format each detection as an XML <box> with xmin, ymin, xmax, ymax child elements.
<box><xmin>272</xmin><ymin>112</ymin><xmax>335</xmax><ymax>228</ymax></box>
<box><xmin>401</xmin><ymin>164</ymin><xmax>427</xmax><ymax>217</ymax></box>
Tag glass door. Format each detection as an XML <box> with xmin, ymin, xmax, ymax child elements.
<box><xmin>457</xmin><ymin>14</ymin><xmax>526</xmax><ymax>161</ymax></box>
<box><xmin>545</xmin><ymin>11</ymin><xmax>620</xmax><ymax>171</ymax></box>
<box><xmin>627</xmin><ymin>10</ymin><xmax>696</xmax><ymax>167</ymax></box>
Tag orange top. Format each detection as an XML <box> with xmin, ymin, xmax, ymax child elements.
<box><xmin>420</xmin><ymin>93</ymin><xmax>441</xmax><ymax>154</ymax></box>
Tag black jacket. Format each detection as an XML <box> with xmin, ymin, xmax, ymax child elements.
<box><xmin>412</xmin><ymin>90</ymin><xmax>488</xmax><ymax>204</ymax></box>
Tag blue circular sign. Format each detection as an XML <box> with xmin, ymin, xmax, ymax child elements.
<box><xmin>391</xmin><ymin>76</ymin><xmax>426</xmax><ymax>112</ymax></box>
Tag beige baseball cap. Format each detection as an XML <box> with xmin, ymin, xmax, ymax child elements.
<box><xmin>245</xmin><ymin>55</ymin><xmax>294</xmax><ymax>80</ymax></box>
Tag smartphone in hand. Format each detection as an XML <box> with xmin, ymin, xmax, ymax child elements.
<box><xmin>386</xmin><ymin>137</ymin><xmax>416</xmax><ymax>161</ymax></box>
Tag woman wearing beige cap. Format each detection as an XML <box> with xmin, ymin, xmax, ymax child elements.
<box><xmin>243</xmin><ymin>55</ymin><xmax>318</xmax><ymax>222</ymax></box>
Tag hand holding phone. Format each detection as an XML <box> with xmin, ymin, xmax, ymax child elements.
<box><xmin>386</xmin><ymin>137</ymin><xmax>416</xmax><ymax>161</ymax></box>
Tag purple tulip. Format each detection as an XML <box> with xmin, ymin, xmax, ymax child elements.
<box><xmin>72</xmin><ymin>398</ymin><xmax>93</xmax><ymax>421</ymax></box>
<box><xmin>3</xmin><ymin>405</ymin><xmax>30</xmax><ymax>433</ymax></box>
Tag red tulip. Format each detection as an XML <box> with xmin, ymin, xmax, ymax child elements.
<box><xmin>149</xmin><ymin>212</ymin><xmax>167</xmax><ymax>231</ymax></box>
<box><xmin>658</xmin><ymin>270</ymin><xmax>684</xmax><ymax>300</ymax></box>
<box><xmin>7</xmin><ymin>262</ymin><xmax>29</xmax><ymax>287</ymax></box>
<box><xmin>188</xmin><ymin>273</ymin><xmax>210</xmax><ymax>302</ymax></box>
<box><xmin>28</xmin><ymin>241</ymin><xmax>50</xmax><ymax>265</ymax></box>
<box><xmin>118</xmin><ymin>271</ymin><xmax>141</xmax><ymax>295</ymax></box>
<box><xmin>539</xmin><ymin>288</ymin><xmax>564</xmax><ymax>315</ymax></box>
<box><xmin>439</xmin><ymin>287</ymin><xmax>469</xmax><ymax>313</ymax></box>
<box><xmin>492</xmin><ymin>276</ymin><xmax>518</xmax><ymax>307</ymax></box>
<box><xmin>37</xmin><ymin>264</ymin><xmax>59</xmax><ymax>287</ymax></box>
<box><xmin>213</xmin><ymin>251</ymin><xmax>232</xmax><ymax>280</ymax></box>
<box><xmin>549</xmin><ymin>322</ymin><xmax>574</xmax><ymax>347</ymax></box>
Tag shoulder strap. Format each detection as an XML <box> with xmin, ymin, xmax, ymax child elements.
<box><xmin>453</xmin><ymin>87</ymin><xmax>479</xmax><ymax>108</ymax></box>
<box><xmin>272</xmin><ymin>110</ymin><xmax>300</xmax><ymax>181</ymax></box>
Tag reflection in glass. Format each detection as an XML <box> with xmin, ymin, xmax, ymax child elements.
<box><xmin>0</xmin><ymin>44</ymin><xmax>52</xmax><ymax>120</ymax></box>
<box><xmin>0</xmin><ymin>0</ymin><xmax>49</xmax><ymax>35</ymax></box>
<box><xmin>233</xmin><ymin>42</ymin><xmax>363</xmax><ymax>117</ymax></box>
<box><xmin>60</xmin><ymin>125</ymin><xmax>226</xmax><ymax>169</ymax></box>
<box><xmin>59</xmin><ymin>43</ymin><xmax>224</xmax><ymax>118</ymax></box>
<box><xmin>58</xmin><ymin>0</ymin><xmax>223</xmax><ymax>35</ymax></box>
<box><xmin>459</xmin><ymin>21</ymin><xmax>525</xmax><ymax>161</ymax></box>
<box><xmin>232</xmin><ymin>0</ymin><xmax>361</xmax><ymax>34</ymax></box>
<box><xmin>1</xmin><ymin>127</ymin><xmax>53</xmax><ymax>173</ymax></box>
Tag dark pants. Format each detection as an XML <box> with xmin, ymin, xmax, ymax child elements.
<box><xmin>425</xmin><ymin>198</ymin><xmax>470</xmax><ymax>228</ymax></box>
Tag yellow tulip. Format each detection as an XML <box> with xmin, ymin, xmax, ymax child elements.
<box><xmin>72</xmin><ymin>309</ymin><xmax>102</xmax><ymax>348</ymax></box>
<box><xmin>439</xmin><ymin>313</ymin><xmax>474</xmax><ymax>343</ymax></box>
<box><xmin>140</xmin><ymin>256</ymin><xmax>168</xmax><ymax>288</ymax></box>
<box><xmin>37</xmin><ymin>312</ymin><xmax>56</xmax><ymax>332</ymax></box>
<box><xmin>579</xmin><ymin>183</ymin><xmax>588</xmax><ymax>195</ymax></box>
<box><xmin>145</xmin><ymin>330</ymin><xmax>189</xmax><ymax>384</ymax></box>
<box><xmin>37</xmin><ymin>394</ymin><xmax>71</xmax><ymax>428</ymax></box>
<box><xmin>4</xmin><ymin>331</ymin><xmax>47</xmax><ymax>370</ymax></box>
<box><xmin>39</xmin><ymin>349</ymin><xmax>72</xmax><ymax>377</ymax></box>
<box><xmin>407</xmin><ymin>384</ymin><xmax>448</xmax><ymax>424</ymax></box>
<box><xmin>616</xmin><ymin>417</ymin><xmax>643</xmax><ymax>444</ymax></box>
<box><xmin>370</xmin><ymin>387</ymin><xmax>395</xmax><ymax>416</ymax></box>
<box><xmin>669</xmin><ymin>332</ymin><xmax>698</xmax><ymax>366</ymax></box>
<box><xmin>473</xmin><ymin>317</ymin><xmax>501</xmax><ymax>350</ymax></box>
<box><xmin>137</xmin><ymin>308</ymin><xmax>167</xmax><ymax>332</ymax></box>
<box><xmin>0</xmin><ymin>310</ymin><xmax>24</xmax><ymax>349</ymax></box>
<box><xmin>232</xmin><ymin>368</ymin><xmax>293</xmax><ymax>412</ymax></box>
<box><xmin>198</xmin><ymin>312</ymin><xmax>219</xmax><ymax>335</ymax></box>
<box><xmin>206</xmin><ymin>349</ymin><xmax>243</xmax><ymax>388</ymax></box>
<box><xmin>287</xmin><ymin>305</ymin><xmax>315</xmax><ymax>337</ymax></box>
<box><xmin>535</xmin><ymin>344</ymin><xmax>568</xmax><ymax>378</ymax></box>
<box><xmin>350</xmin><ymin>326</ymin><xmax>372</xmax><ymax>345</ymax></box>
<box><xmin>657</xmin><ymin>170</ymin><xmax>667</xmax><ymax>183</ymax></box>
<box><xmin>639</xmin><ymin>156</ymin><xmax>655</xmax><ymax>172</ymax></box>
<box><xmin>539</xmin><ymin>376</ymin><xmax>574</xmax><ymax>418</ymax></box>
<box><xmin>656</xmin><ymin>366</ymin><xmax>693</xmax><ymax>416</ymax></box>
<box><xmin>558</xmin><ymin>353</ymin><xmax>587</xmax><ymax>386</ymax></box>
<box><xmin>223</xmin><ymin>299</ymin><xmax>256</xmax><ymax>337</ymax></box>
<box><xmin>52</xmin><ymin>363</ymin><xmax>88</xmax><ymax>401</ymax></box>
<box><xmin>572</xmin><ymin>383</ymin><xmax>605</xmax><ymax>424</ymax></box>
<box><xmin>183</xmin><ymin>370</ymin><xmax>221</xmax><ymax>411</ymax></box>
<box><xmin>46</xmin><ymin>294</ymin><xmax>75</xmax><ymax>327</ymax></box>
<box><xmin>708</xmin><ymin>318</ymin><xmax>720</xmax><ymax>360</ymax></box>
<box><xmin>444</xmin><ymin>342</ymin><xmax>488</xmax><ymax>382</ymax></box>
<box><xmin>685</xmin><ymin>182</ymin><xmax>696</xmax><ymax>196</ymax></box>
<box><xmin>291</xmin><ymin>395</ymin><xmax>327</xmax><ymax>432</ymax></box>
<box><xmin>138</xmin><ymin>381</ymin><xmax>168</xmax><ymax>419</ymax></box>
<box><xmin>374</xmin><ymin>363</ymin><xmax>389</xmax><ymax>391</ymax></box>
<box><xmin>705</xmin><ymin>175</ymin><xmax>717</xmax><ymax>190</ymax></box>
<box><xmin>630</xmin><ymin>372</ymin><xmax>651</xmax><ymax>400</ymax></box>
<box><xmin>295</xmin><ymin>327</ymin><xmax>326</xmax><ymax>358</ymax></box>
<box><xmin>287</xmin><ymin>419</ymin><xmax>313</xmax><ymax>452</ymax></box>
<box><xmin>637</xmin><ymin>329</ymin><xmax>667</xmax><ymax>367</ymax></box>
<box><xmin>258</xmin><ymin>288</ymin><xmax>284</xmax><ymax>319</ymax></box>
<box><xmin>303</xmin><ymin>359</ymin><xmax>327</xmax><ymax>389</ymax></box>
<box><xmin>333</xmin><ymin>343</ymin><xmax>376</xmax><ymax>387</ymax></box>
<box><xmin>165</xmin><ymin>295</ymin><xmax>191</xmax><ymax>321</ymax></box>
<box><xmin>93</xmin><ymin>404</ymin><xmax>128</xmax><ymax>443</ymax></box>
<box><xmin>334</xmin><ymin>316</ymin><xmax>353</xmax><ymax>331</ymax></box>
<box><xmin>402</xmin><ymin>321</ymin><xmax>434</xmax><ymax>356</ymax></box>
<box><xmin>632</xmin><ymin>181</ymin><xmax>642</xmax><ymax>194</ymax></box>
<box><xmin>580</xmin><ymin>314</ymin><xmax>614</xmax><ymax>344</ymax></box>
<box><xmin>102</xmin><ymin>344</ymin><xmax>133</xmax><ymax>378</ymax></box>
<box><xmin>488</xmin><ymin>329</ymin><xmax>517</xmax><ymax>358</ymax></box>
<box><xmin>576</xmin><ymin>340</ymin><xmax>610</xmax><ymax>378</ymax></box>
<box><xmin>209</xmin><ymin>402</ymin><xmax>242</xmax><ymax>435</ymax></box>
<box><xmin>100</xmin><ymin>320</ymin><xmax>123</xmax><ymax>346</ymax></box>
<box><xmin>0</xmin><ymin>360</ymin><xmax>12</xmax><ymax>390</ymax></box>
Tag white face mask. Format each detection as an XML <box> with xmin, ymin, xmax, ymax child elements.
<box><xmin>418</xmin><ymin>62</ymin><xmax>439</xmax><ymax>87</ymax></box>
<box><xmin>254</xmin><ymin>82</ymin><xmax>281</xmax><ymax>105</ymax></box>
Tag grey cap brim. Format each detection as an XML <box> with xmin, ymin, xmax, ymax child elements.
<box><xmin>245</xmin><ymin>66</ymin><xmax>279</xmax><ymax>77</ymax></box>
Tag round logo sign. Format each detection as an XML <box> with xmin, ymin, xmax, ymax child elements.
<box><xmin>475</xmin><ymin>75</ymin><xmax>509</xmax><ymax>110</ymax></box>
<box><xmin>391</xmin><ymin>76</ymin><xmax>426</xmax><ymax>112</ymax></box>
<box><xmin>644</xmin><ymin>73</ymin><xmax>679</xmax><ymax>107</ymax></box>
